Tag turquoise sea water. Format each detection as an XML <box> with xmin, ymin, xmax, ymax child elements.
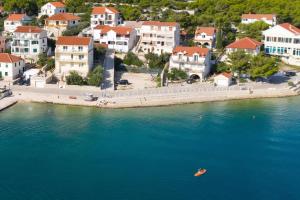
<box><xmin>1</xmin><ymin>98</ymin><xmax>300</xmax><ymax>200</ymax></box>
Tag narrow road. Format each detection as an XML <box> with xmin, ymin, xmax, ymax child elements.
<box><xmin>102</xmin><ymin>49</ymin><xmax>115</xmax><ymax>91</ymax></box>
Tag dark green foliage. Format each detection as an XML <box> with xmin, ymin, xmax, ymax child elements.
<box><xmin>216</xmin><ymin>29</ymin><xmax>223</xmax><ymax>49</ymax></box>
<box><xmin>37</xmin><ymin>53</ymin><xmax>48</xmax><ymax>67</ymax></box>
<box><xmin>62</xmin><ymin>22</ymin><xmax>89</xmax><ymax>36</ymax></box>
<box><xmin>145</xmin><ymin>53</ymin><xmax>170</xmax><ymax>69</ymax></box>
<box><xmin>167</xmin><ymin>68</ymin><xmax>188</xmax><ymax>81</ymax></box>
<box><xmin>45</xmin><ymin>58</ymin><xmax>55</xmax><ymax>72</ymax></box>
<box><xmin>66</xmin><ymin>71</ymin><xmax>85</xmax><ymax>85</ymax></box>
<box><xmin>123</xmin><ymin>52</ymin><xmax>143</xmax><ymax>67</ymax></box>
<box><xmin>238</xmin><ymin>21</ymin><xmax>270</xmax><ymax>41</ymax></box>
<box><xmin>87</xmin><ymin>65</ymin><xmax>104</xmax><ymax>86</ymax></box>
<box><xmin>249</xmin><ymin>54</ymin><xmax>278</xmax><ymax>79</ymax></box>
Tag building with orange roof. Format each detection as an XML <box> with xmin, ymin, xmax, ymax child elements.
<box><xmin>93</xmin><ymin>25</ymin><xmax>137</xmax><ymax>52</ymax></box>
<box><xmin>136</xmin><ymin>21</ymin><xmax>180</xmax><ymax>55</ymax></box>
<box><xmin>241</xmin><ymin>13</ymin><xmax>277</xmax><ymax>26</ymax></box>
<box><xmin>55</xmin><ymin>36</ymin><xmax>94</xmax><ymax>78</ymax></box>
<box><xmin>45</xmin><ymin>13</ymin><xmax>80</xmax><ymax>39</ymax></box>
<box><xmin>11</xmin><ymin>26</ymin><xmax>48</xmax><ymax>62</ymax></box>
<box><xmin>226</xmin><ymin>37</ymin><xmax>262</xmax><ymax>55</ymax></box>
<box><xmin>0</xmin><ymin>53</ymin><xmax>25</xmax><ymax>81</ymax></box>
<box><xmin>214</xmin><ymin>72</ymin><xmax>233</xmax><ymax>87</ymax></box>
<box><xmin>39</xmin><ymin>1</ymin><xmax>66</xmax><ymax>17</ymax></box>
<box><xmin>169</xmin><ymin>46</ymin><xmax>211</xmax><ymax>80</ymax></box>
<box><xmin>263</xmin><ymin>23</ymin><xmax>300</xmax><ymax>66</ymax></box>
<box><xmin>4</xmin><ymin>14</ymin><xmax>31</xmax><ymax>34</ymax></box>
<box><xmin>91</xmin><ymin>7</ymin><xmax>122</xmax><ymax>29</ymax></box>
<box><xmin>194</xmin><ymin>27</ymin><xmax>216</xmax><ymax>49</ymax></box>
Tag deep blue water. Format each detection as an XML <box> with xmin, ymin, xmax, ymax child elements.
<box><xmin>1</xmin><ymin>97</ymin><xmax>300</xmax><ymax>200</ymax></box>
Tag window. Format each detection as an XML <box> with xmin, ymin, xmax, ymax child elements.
<box><xmin>78</xmin><ymin>46</ymin><xmax>83</xmax><ymax>51</ymax></box>
<box><xmin>33</xmin><ymin>49</ymin><xmax>37</xmax><ymax>53</ymax></box>
<box><xmin>63</xmin><ymin>46</ymin><xmax>68</xmax><ymax>51</ymax></box>
<box><xmin>32</xmin><ymin>41</ymin><xmax>38</xmax><ymax>45</ymax></box>
<box><xmin>194</xmin><ymin>55</ymin><xmax>199</xmax><ymax>62</ymax></box>
<box><xmin>79</xmin><ymin>55</ymin><xmax>84</xmax><ymax>60</ymax></box>
<box><xmin>24</xmin><ymin>48</ymin><xmax>29</xmax><ymax>53</ymax></box>
<box><xmin>56</xmin><ymin>21</ymin><xmax>59</xmax><ymax>25</ymax></box>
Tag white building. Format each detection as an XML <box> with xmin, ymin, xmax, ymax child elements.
<box><xmin>123</xmin><ymin>21</ymin><xmax>144</xmax><ymax>36</ymax></box>
<box><xmin>263</xmin><ymin>23</ymin><xmax>300</xmax><ymax>66</ymax></box>
<box><xmin>39</xmin><ymin>1</ymin><xmax>66</xmax><ymax>17</ymax></box>
<box><xmin>214</xmin><ymin>72</ymin><xmax>233</xmax><ymax>87</ymax></box>
<box><xmin>0</xmin><ymin>53</ymin><xmax>25</xmax><ymax>81</ymax></box>
<box><xmin>45</xmin><ymin>13</ymin><xmax>80</xmax><ymax>39</ymax></box>
<box><xmin>241</xmin><ymin>14</ymin><xmax>277</xmax><ymax>26</ymax></box>
<box><xmin>137</xmin><ymin>21</ymin><xmax>180</xmax><ymax>55</ymax></box>
<box><xmin>194</xmin><ymin>27</ymin><xmax>216</xmax><ymax>49</ymax></box>
<box><xmin>55</xmin><ymin>36</ymin><xmax>94</xmax><ymax>78</ymax></box>
<box><xmin>4</xmin><ymin>14</ymin><xmax>31</xmax><ymax>34</ymax></box>
<box><xmin>93</xmin><ymin>25</ymin><xmax>136</xmax><ymax>53</ymax></box>
<box><xmin>169</xmin><ymin>46</ymin><xmax>211</xmax><ymax>80</ymax></box>
<box><xmin>91</xmin><ymin>7</ymin><xmax>121</xmax><ymax>29</ymax></box>
<box><xmin>226</xmin><ymin>37</ymin><xmax>262</xmax><ymax>56</ymax></box>
<box><xmin>11</xmin><ymin>26</ymin><xmax>48</xmax><ymax>62</ymax></box>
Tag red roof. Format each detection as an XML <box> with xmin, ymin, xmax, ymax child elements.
<box><xmin>195</xmin><ymin>27</ymin><xmax>216</xmax><ymax>36</ymax></box>
<box><xmin>92</xmin><ymin>7</ymin><xmax>119</xmax><ymax>14</ymax></box>
<box><xmin>57</xmin><ymin>36</ymin><xmax>92</xmax><ymax>46</ymax></box>
<box><xmin>0</xmin><ymin>53</ymin><xmax>23</xmax><ymax>63</ymax></box>
<box><xmin>241</xmin><ymin>14</ymin><xmax>275</xmax><ymax>20</ymax></box>
<box><xmin>217</xmin><ymin>72</ymin><xmax>232</xmax><ymax>79</ymax></box>
<box><xmin>279</xmin><ymin>23</ymin><xmax>300</xmax><ymax>35</ymax></box>
<box><xmin>226</xmin><ymin>37</ymin><xmax>262</xmax><ymax>50</ymax></box>
<box><xmin>49</xmin><ymin>2</ymin><xmax>65</xmax><ymax>8</ymax></box>
<box><xmin>15</xmin><ymin>26</ymin><xmax>44</xmax><ymax>33</ymax></box>
<box><xmin>173</xmin><ymin>46</ymin><xmax>209</xmax><ymax>56</ymax></box>
<box><xmin>95</xmin><ymin>25</ymin><xmax>133</xmax><ymax>35</ymax></box>
<box><xmin>46</xmin><ymin>13</ymin><xmax>80</xmax><ymax>21</ymax></box>
<box><xmin>142</xmin><ymin>21</ymin><xmax>178</xmax><ymax>27</ymax></box>
<box><xmin>6</xmin><ymin>14</ymin><xmax>26</xmax><ymax>21</ymax></box>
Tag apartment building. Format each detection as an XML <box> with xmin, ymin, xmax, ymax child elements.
<box><xmin>263</xmin><ymin>23</ymin><xmax>300</xmax><ymax>66</ymax></box>
<box><xmin>226</xmin><ymin>37</ymin><xmax>262</xmax><ymax>55</ymax></box>
<box><xmin>4</xmin><ymin>14</ymin><xmax>31</xmax><ymax>34</ymax></box>
<box><xmin>169</xmin><ymin>46</ymin><xmax>211</xmax><ymax>81</ymax></box>
<box><xmin>45</xmin><ymin>13</ymin><xmax>80</xmax><ymax>39</ymax></box>
<box><xmin>241</xmin><ymin>14</ymin><xmax>277</xmax><ymax>26</ymax></box>
<box><xmin>194</xmin><ymin>27</ymin><xmax>216</xmax><ymax>49</ymax></box>
<box><xmin>91</xmin><ymin>7</ymin><xmax>121</xmax><ymax>29</ymax></box>
<box><xmin>55</xmin><ymin>36</ymin><xmax>94</xmax><ymax>78</ymax></box>
<box><xmin>93</xmin><ymin>25</ymin><xmax>136</xmax><ymax>53</ymax></box>
<box><xmin>39</xmin><ymin>1</ymin><xmax>66</xmax><ymax>17</ymax></box>
<box><xmin>11</xmin><ymin>26</ymin><xmax>48</xmax><ymax>62</ymax></box>
<box><xmin>0</xmin><ymin>53</ymin><xmax>25</xmax><ymax>81</ymax></box>
<box><xmin>137</xmin><ymin>21</ymin><xmax>180</xmax><ymax>55</ymax></box>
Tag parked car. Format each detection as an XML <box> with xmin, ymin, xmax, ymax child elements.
<box><xmin>284</xmin><ymin>71</ymin><xmax>296</xmax><ymax>77</ymax></box>
<box><xmin>117</xmin><ymin>79</ymin><xmax>130</xmax><ymax>85</ymax></box>
<box><xmin>186</xmin><ymin>78</ymin><xmax>196</xmax><ymax>84</ymax></box>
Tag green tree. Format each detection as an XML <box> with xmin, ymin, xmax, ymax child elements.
<box><xmin>66</xmin><ymin>71</ymin><xmax>85</xmax><ymax>85</ymax></box>
<box><xmin>145</xmin><ymin>53</ymin><xmax>170</xmax><ymax>69</ymax></box>
<box><xmin>87</xmin><ymin>65</ymin><xmax>103</xmax><ymax>86</ymax></box>
<box><xmin>123</xmin><ymin>52</ymin><xmax>143</xmax><ymax>67</ymax></box>
<box><xmin>37</xmin><ymin>53</ymin><xmax>48</xmax><ymax>67</ymax></box>
<box><xmin>45</xmin><ymin>58</ymin><xmax>55</xmax><ymax>72</ymax></box>
<box><xmin>249</xmin><ymin>54</ymin><xmax>278</xmax><ymax>79</ymax></box>
<box><xmin>216</xmin><ymin>29</ymin><xmax>223</xmax><ymax>49</ymax></box>
<box><xmin>167</xmin><ymin>68</ymin><xmax>188</xmax><ymax>81</ymax></box>
<box><xmin>228</xmin><ymin>50</ymin><xmax>251</xmax><ymax>75</ymax></box>
<box><xmin>238</xmin><ymin>21</ymin><xmax>270</xmax><ymax>41</ymax></box>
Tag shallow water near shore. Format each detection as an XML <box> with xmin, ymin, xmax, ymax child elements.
<box><xmin>1</xmin><ymin>97</ymin><xmax>300</xmax><ymax>200</ymax></box>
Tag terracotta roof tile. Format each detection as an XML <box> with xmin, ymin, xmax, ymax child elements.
<box><xmin>279</xmin><ymin>23</ymin><xmax>300</xmax><ymax>35</ymax></box>
<box><xmin>49</xmin><ymin>2</ymin><xmax>65</xmax><ymax>8</ymax></box>
<box><xmin>92</xmin><ymin>7</ymin><xmax>119</xmax><ymax>14</ymax></box>
<box><xmin>226</xmin><ymin>37</ymin><xmax>262</xmax><ymax>50</ymax></box>
<box><xmin>15</xmin><ymin>26</ymin><xmax>44</xmax><ymax>33</ymax></box>
<box><xmin>173</xmin><ymin>46</ymin><xmax>209</xmax><ymax>56</ymax></box>
<box><xmin>241</xmin><ymin>14</ymin><xmax>276</xmax><ymax>20</ymax></box>
<box><xmin>46</xmin><ymin>13</ymin><xmax>80</xmax><ymax>21</ymax></box>
<box><xmin>217</xmin><ymin>72</ymin><xmax>232</xmax><ymax>79</ymax></box>
<box><xmin>6</xmin><ymin>14</ymin><xmax>26</xmax><ymax>21</ymax></box>
<box><xmin>95</xmin><ymin>25</ymin><xmax>133</xmax><ymax>35</ymax></box>
<box><xmin>57</xmin><ymin>36</ymin><xmax>92</xmax><ymax>46</ymax></box>
<box><xmin>195</xmin><ymin>27</ymin><xmax>216</xmax><ymax>36</ymax></box>
<box><xmin>0</xmin><ymin>53</ymin><xmax>23</xmax><ymax>63</ymax></box>
<box><xmin>142</xmin><ymin>21</ymin><xmax>178</xmax><ymax>27</ymax></box>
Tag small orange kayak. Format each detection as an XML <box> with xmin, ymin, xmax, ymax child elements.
<box><xmin>194</xmin><ymin>168</ymin><xmax>207</xmax><ymax>177</ymax></box>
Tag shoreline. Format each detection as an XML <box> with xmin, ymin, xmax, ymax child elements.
<box><xmin>8</xmin><ymin>85</ymin><xmax>299</xmax><ymax>110</ymax></box>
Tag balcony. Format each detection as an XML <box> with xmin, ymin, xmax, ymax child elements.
<box><xmin>171</xmin><ymin>58</ymin><xmax>205</xmax><ymax>65</ymax></box>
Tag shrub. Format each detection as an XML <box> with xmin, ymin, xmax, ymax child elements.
<box><xmin>66</xmin><ymin>71</ymin><xmax>85</xmax><ymax>85</ymax></box>
<box><xmin>123</xmin><ymin>52</ymin><xmax>143</xmax><ymax>67</ymax></box>
<box><xmin>87</xmin><ymin>65</ymin><xmax>103</xmax><ymax>86</ymax></box>
<box><xmin>167</xmin><ymin>68</ymin><xmax>188</xmax><ymax>81</ymax></box>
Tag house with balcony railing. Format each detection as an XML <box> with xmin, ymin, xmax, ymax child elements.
<box><xmin>55</xmin><ymin>36</ymin><xmax>93</xmax><ymax>79</ymax></box>
<box><xmin>90</xmin><ymin>7</ymin><xmax>121</xmax><ymax>29</ymax></box>
<box><xmin>137</xmin><ymin>21</ymin><xmax>180</xmax><ymax>55</ymax></box>
<box><xmin>39</xmin><ymin>1</ymin><xmax>66</xmax><ymax>17</ymax></box>
<box><xmin>11</xmin><ymin>26</ymin><xmax>47</xmax><ymax>62</ymax></box>
<box><xmin>93</xmin><ymin>25</ymin><xmax>136</xmax><ymax>53</ymax></box>
<box><xmin>169</xmin><ymin>46</ymin><xmax>211</xmax><ymax>81</ymax></box>
<box><xmin>194</xmin><ymin>27</ymin><xmax>216</xmax><ymax>49</ymax></box>
<box><xmin>45</xmin><ymin>13</ymin><xmax>80</xmax><ymax>39</ymax></box>
<box><xmin>262</xmin><ymin>23</ymin><xmax>300</xmax><ymax>66</ymax></box>
<box><xmin>4</xmin><ymin>14</ymin><xmax>31</xmax><ymax>35</ymax></box>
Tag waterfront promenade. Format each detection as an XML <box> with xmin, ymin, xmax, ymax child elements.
<box><xmin>0</xmin><ymin>97</ymin><xmax>17</xmax><ymax>111</ymax></box>
<box><xmin>8</xmin><ymin>81</ymin><xmax>299</xmax><ymax>109</ymax></box>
